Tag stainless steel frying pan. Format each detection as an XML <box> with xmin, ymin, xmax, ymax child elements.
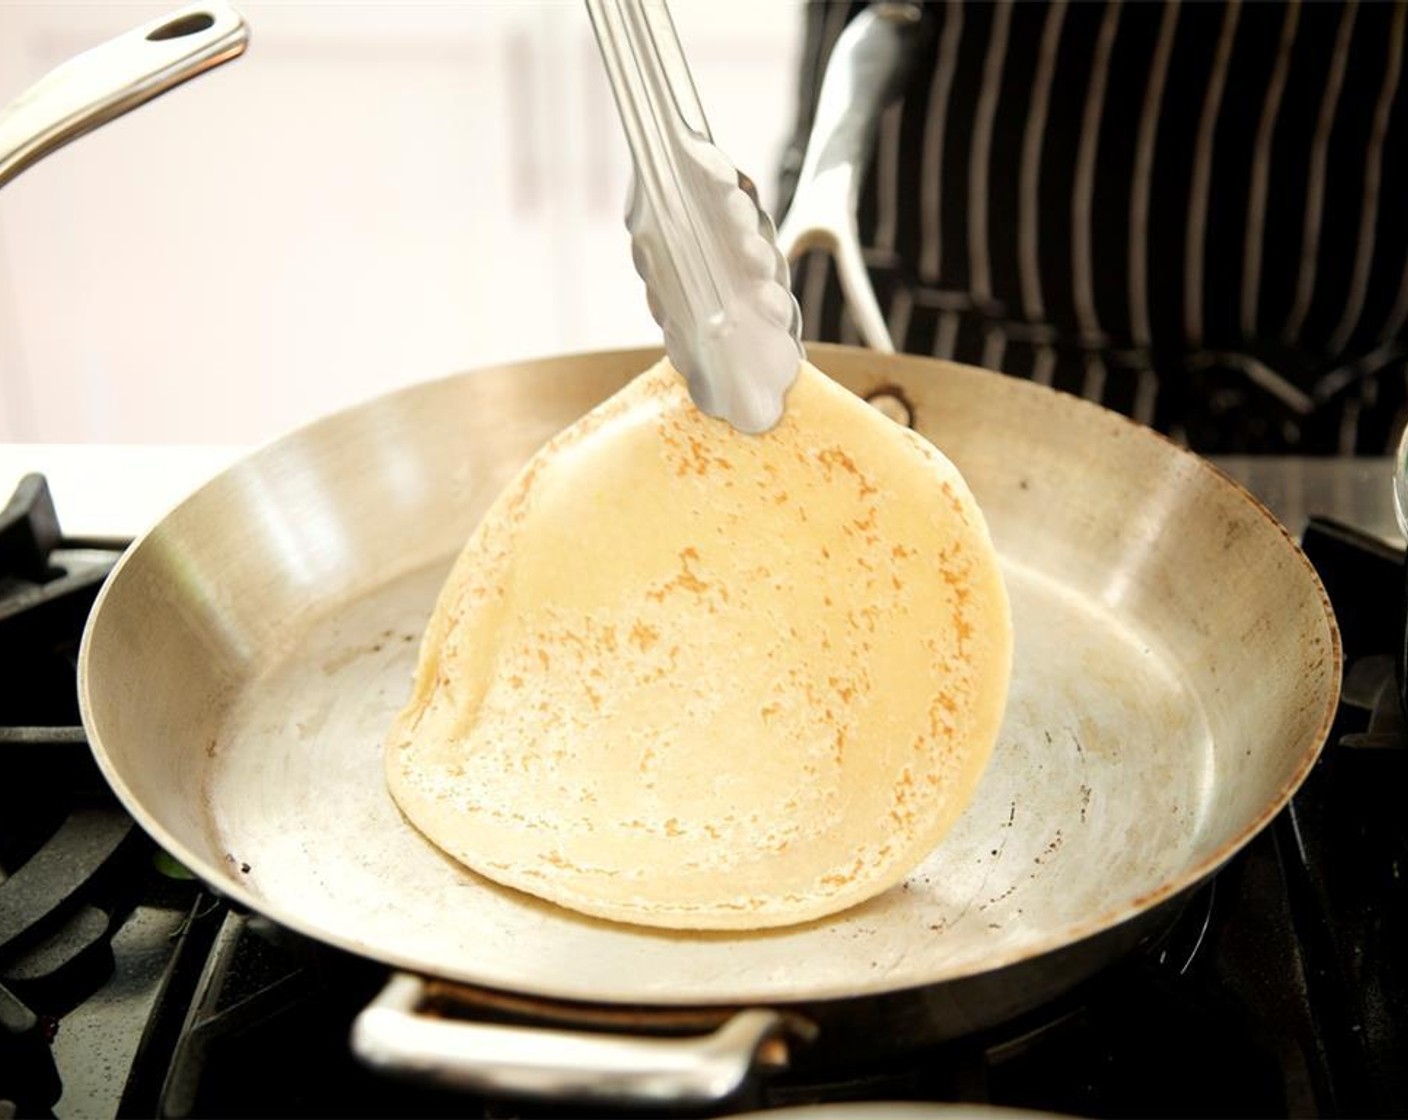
<box><xmin>10</xmin><ymin>4</ymin><xmax>1337</xmax><ymax>1106</ymax></box>
<box><xmin>77</xmin><ymin>344</ymin><xmax>1339</xmax><ymax>1105</ymax></box>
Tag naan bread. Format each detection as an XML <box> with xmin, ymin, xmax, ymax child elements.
<box><xmin>386</xmin><ymin>359</ymin><xmax>1012</xmax><ymax>930</ymax></box>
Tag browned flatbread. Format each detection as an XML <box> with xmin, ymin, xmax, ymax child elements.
<box><xmin>386</xmin><ymin>359</ymin><xmax>1012</xmax><ymax>929</ymax></box>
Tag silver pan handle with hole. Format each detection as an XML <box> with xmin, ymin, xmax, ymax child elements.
<box><xmin>0</xmin><ymin>1</ymin><xmax>247</xmax><ymax>190</ymax></box>
<box><xmin>351</xmin><ymin>973</ymin><xmax>788</xmax><ymax>1104</ymax></box>
<box><xmin>776</xmin><ymin>2</ymin><xmax>926</xmax><ymax>353</ymax></box>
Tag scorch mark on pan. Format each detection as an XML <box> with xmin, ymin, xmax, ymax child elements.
<box><xmin>965</xmin><ymin>798</ymin><xmax>1019</xmax><ymax>916</ymax></box>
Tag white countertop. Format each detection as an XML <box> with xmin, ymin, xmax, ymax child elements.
<box><xmin>0</xmin><ymin>444</ymin><xmax>252</xmax><ymax>540</ymax></box>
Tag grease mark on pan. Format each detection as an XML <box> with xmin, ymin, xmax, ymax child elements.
<box><xmin>970</xmin><ymin>800</ymin><xmax>1020</xmax><ymax>913</ymax></box>
<box><xmin>1032</xmin><ymin>829</ymin><xmax>1064</xmax><ymax>868</ymax></box>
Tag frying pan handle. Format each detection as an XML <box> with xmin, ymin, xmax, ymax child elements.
<box><xmin>351</xmin><ymin>972</ymin><xmax>788</xmax><ymax>1105</ymax></box>
<box><xmin>775</xmin><ymin>2</ymin><xmax>927</xmax><ymax>353</ymax></box>
<box><xmin>0</xmin><ymin>1</ymin><xmax>248</xmax><ymax>190</ymax></box>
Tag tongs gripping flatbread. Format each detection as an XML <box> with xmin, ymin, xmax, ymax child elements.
<box><xmin>586</xmin><ymin>0</ymin><xmax>803</xmax><ymax>434</ymax></box>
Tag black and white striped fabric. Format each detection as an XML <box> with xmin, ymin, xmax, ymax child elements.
<box><xmin>778</xmin><ymin>0</ymin><xmax>1408</xmax><ymax>455</ymax></box>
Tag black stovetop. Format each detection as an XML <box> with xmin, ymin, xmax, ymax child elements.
<box><xmin>1</xmin><ymin>473</ymin><xmax>1404</xmax><ymax>1118</ymax></box>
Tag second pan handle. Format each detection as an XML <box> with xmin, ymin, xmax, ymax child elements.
<box><xmin>776</xmin><ymin>2</ymin><xmax>927</xmax><ymax>353</ymax></box>
<box><xmin>351</xmin><ymin>972</ymin><xmax>794</xmax><ymax>1105</ymax></box>
<box><xmin>0</xmin><ymin>1</ymin><xmax>248</xmax><ymax>190</ymax></box>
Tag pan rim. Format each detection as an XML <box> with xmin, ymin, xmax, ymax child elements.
<box><xmin>77</xmin><ymin>343</ymin><xmax>1343</xmax><ymax>1008</ymax></box>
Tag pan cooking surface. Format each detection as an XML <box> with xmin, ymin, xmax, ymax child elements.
<box><xmin>80</xmin><ymin>348</ymin><xmax>1337</xmax><ymax>1023</ymax></box>
<box><xmin>204</xmin><ymin>550</ymin><xmax>1214</xmax><ymax>1005</ymax></box>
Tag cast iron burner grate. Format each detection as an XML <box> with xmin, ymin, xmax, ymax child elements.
<box><xmin>84</xmin><ymin>882</ymin><xmax>1287</xmax><ymax>1120</ymax></box>
<box><xmin>0</xmin><ymin>477</ymin><xmax>1405</xmax><ymax>1118</ymax></box>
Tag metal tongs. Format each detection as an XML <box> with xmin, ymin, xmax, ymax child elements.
<box><xmin>586</xmin><ymin>0</ymin><xmax>803</xmax><ymax>434</ymax></box>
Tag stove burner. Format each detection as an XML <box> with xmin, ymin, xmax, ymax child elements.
<box><xmin>0</xmin><ymin>808</ymin><xmax>135</xmax><ymax>1000</ymax></box>
<box><xmin>112</xmin><ymin>868</ymin><xmax>1286</xmax><ymax>1120</ymax></box>
<box><xmin>0</xmin><ymin>474</ymin><xmax>135</xmax><ymax>1015</ymax></box>
<box><xmin>0</xmin><ymin>474</ymin><xmax>60</xmax><ymax>585</ymax></box>
<box><xmin>0</xmin><ymin>980</ymin><xmax>60</xmax><ymax>1116</ymax></box>
<box><xmin>0</xmin><ymin>475</ymin><xmax>139</xmax><ymax>1117</ymax></box>
<box><xmin>0</xmin><ymin>474</ymin><xmax>117</xmax><ymax>729</ymax></box>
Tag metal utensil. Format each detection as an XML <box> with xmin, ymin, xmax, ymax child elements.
<box><xmin>0</xmin><ymin>2</ymin><xmax>247</xmax><ymax>191</ymax></box>
<box><xmin>586</xmin><ymin>0</ymin><xmax>802</xmax><ymax>434</ymax></box>
<box><xmin>776</xmin><ymin>2</ymin><xmax>926</xmax><ymax>353</ymax></box>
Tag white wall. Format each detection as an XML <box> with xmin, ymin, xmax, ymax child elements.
<box><xmin>0</xmin><ymin>1</ymin><xmax>804</xmax><ymax>443</ymax></box>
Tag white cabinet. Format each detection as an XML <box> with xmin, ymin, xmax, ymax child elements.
<box><xmin>0</xmin><ymin>1</ymin><xmax>802</xmax><ymax>442</ymax></box>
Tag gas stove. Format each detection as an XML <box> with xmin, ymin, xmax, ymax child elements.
<box><xmin>1</xmin><ymin>460</ymin><xmax>1404</xmax><ymax>1118</ymax></box>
